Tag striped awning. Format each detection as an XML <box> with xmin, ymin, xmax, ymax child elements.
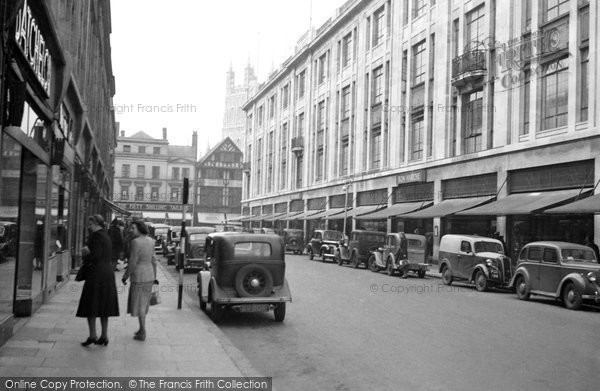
<box><xmin>355</xmin><ymin>201</ymin><xmax>433</xmax><ymax>220</ymax></box>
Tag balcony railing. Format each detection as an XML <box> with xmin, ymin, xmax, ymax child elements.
<box><xmin>291</xmin><ymin>136</ymin><xmax>304</xmax><ymax>155</ymax></box>
<box><xmin>451</xmin><ymin>50</ymin><xmax>487</xmax><ymax>84</ymax></box>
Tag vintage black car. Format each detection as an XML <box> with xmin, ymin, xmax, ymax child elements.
<box><xmin>0</xmin><ymin>221</ymin><xmax>18</xmax><ymax>263</ymax></box>
<box><xmin>177</xmin><ymin>226</ymin><xmax>217</xmax><ymax>271</ymax></box>
<box><xmin>369</xmin><ymin>233</ymin><xmax>430</xmax><ymax>278</ymax></box>
<box><xmin>510</xmin><ymin>241</ymin><xmax>600</xmax><ymax>310</ymax></box>
<box><xmin>438</xmin><ymin>234</ymin><xmax>513</xmax><ymax>291</ymax></box>
<box><xmin>336</xmin><ymin>230</ymin><xmax>386</xmax><ymax>268</ymax></box>
<box><xmin>307</xmin><ymin>230</ymin><xmax>344</xmax><ymax>262</ymax></box>
<box><xmin>197</xmin><ymin>233</ymin><xmax>292</xmax><ymax>323</ymax></box>
<box><xmin>146</xmin><ymin>223</ymin><xmax>170</xmax><ymax>254</ymax></box>
<box><xmin>283</xmin><ymin>229</ymin><xmax>304</xmax><ymax>254</ymax></box>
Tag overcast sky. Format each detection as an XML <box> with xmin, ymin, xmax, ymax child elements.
<box><xmin>111</xmin><ymin>0</ymin><xmax>343</xmax><ymax>152</ymax></box>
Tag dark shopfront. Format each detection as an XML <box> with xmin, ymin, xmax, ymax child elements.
<box><xmin>391</xmin><ymin>182</ymin><xmax>435</xmax><ymax>235</ymax></box>
<box><xmin>457</xmin><ymin>161</ymin><xmax>596</xmax><ymax>261</ymax></box>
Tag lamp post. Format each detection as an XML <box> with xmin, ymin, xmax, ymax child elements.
<box><xmin>342</xmin><ymin>182</ymin><xmax>351</xmax><ymax>238</ymax></box>
<box><xmin>222</xmin><ymin>176</ymin><xmax>230</xmax><ymax>224</ymax></box>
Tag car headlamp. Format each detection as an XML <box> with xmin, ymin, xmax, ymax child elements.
<box><xmin>587</xmin><ymin>272</ymin><xmax>597</xmax><ymax>283</ymax></box>
<box><xmin>486</xmin><ymin>259</ymin><xmax>493</xmax><ymax>267</ymax></box>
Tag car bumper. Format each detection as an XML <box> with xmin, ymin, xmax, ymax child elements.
<box><xmin>582</xmin><ymin>290</ymin><xmax>600</xmax><ymax>303</ymax></box>
<box><xmin>183</xmin><ymin>258</ymin><xmax>205</xmax><ymax>269</ymax></box>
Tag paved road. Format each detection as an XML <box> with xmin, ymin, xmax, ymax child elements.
<box><xmin>166</xmin><ymin>254</ymin><xmax>600</xmax><ymax>391</ymax></box>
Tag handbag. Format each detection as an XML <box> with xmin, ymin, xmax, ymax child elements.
<box><xmin>75</xmin><ymin>261</ymin><xmax>92</xmax><ymax>282</ymax></box>
<box><xmin>149</xmin><ymin>282</ymin><xmax>161</xmax><ymax>305</ymax></box>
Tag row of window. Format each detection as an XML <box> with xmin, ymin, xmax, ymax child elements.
<box><xmin>118</xmin><ymin>186</ymin><xmax>242</xmax><ymax>207</ymax></box>
<box><xmin>246</xmin><ymin>0</ymin><xmax>590</xmax><ymax>197</ymax></box>
<box><xmin>122</xmin><ymin>145</ymin><xmax>162</xmax><ymax>154</ymax></box>
<box><xmin>120</xmin><ymin>165</ymin><xmax>190</xmax><ymax>180</ymax></box>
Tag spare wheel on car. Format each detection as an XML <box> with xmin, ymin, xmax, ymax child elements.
<box><xmin>234</xmin><ymin>264</ymin><xmax>274</xmax><ymax>297</ymax></box>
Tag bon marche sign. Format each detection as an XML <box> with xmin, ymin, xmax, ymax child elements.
<box><xmin>14</xmin><ymin>0</ymin><xmax>52</xmax><ymax>93</ymax></box>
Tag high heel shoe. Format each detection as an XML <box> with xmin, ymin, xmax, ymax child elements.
<box><xmin>133</xmin><ymin>333</ymin><xmax>146</xmax><ymax>341</ymax></box>
<box><xmin>95</xmin><ymin>337</ymin><xmax>109</xmax><ymax>346</ymax></box>
<box><xmin>81</xmin><ymin>337</ymin><xmax>97</xmax><ymax>347</ymax></box>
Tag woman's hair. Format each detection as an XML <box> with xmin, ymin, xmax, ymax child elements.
<box><xmin>131</xmin><ymin>220</ymin><xmax>148</xmax><ymax>235</ymax></box>
<box><xmin>88</xmin><ymin>214</ymin><xmax>105</xmax><ymax>227</ymax></box>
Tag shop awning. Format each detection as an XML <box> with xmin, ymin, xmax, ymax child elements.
<box><xmin>355</xmin><ymin>201</ymin><xmax>433</xmax><ymax>220</ymax></box>
<box><xmin>344</xmin><ymin>205</ymin><xmax>386</xmax><ymax>218</ymax></box>
<box><xmin>142</xmin><ymin>212</ymin><xmax>167</xmax><ymax>219</ymax></box>
<box><xmin>263</xmin><ymin>212</ymin><xmax>287</xmax><ymax>222</ymax></box>
<box><xmin>285</xmin><ymin>210</ymin><xmax>322</xmax><ymax>220</ymax></box>
<box><xmin>304</xmin><ymin>207</ymin><xmax>347</xmax><ymax>220</ymax></box>
<box><xmin>456</xmin><ymin>189</ymin><xmax>590</xmax><ymax>216</ymax></box>
<box><xmin>102</xmin><ymin>198</ymin><xmax>131</xmax><ymax>216</ymax></box>
<box><xmin>281</xmin><ymin>211</ymin><xmax>303</xmax><ymax>221</ymax></box>
<box><xmin>197</xmin><ymin>212</ymin><xmax>227</xmax><ymax>224</ymax></box>
<box><xmin>400</xmin><ymin>196</ymin><xmax>494</xmax><ymax>219</ymax></box>
<box><xmin>227</xmin><ymin>215</ymin><xmax>248</xmax><ymax>222</ymax></box>
<box><xmin>167</xmin><ymin>212</ymin><xmax>192</xmax><ymax>220</ymax></box>
<box><xmin>238</xmin><ymin>215</ymin><xmax>258</xmax><ymax>221</ymax></box>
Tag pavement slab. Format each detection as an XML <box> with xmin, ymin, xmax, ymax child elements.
<box><xmin>0</xmin><ymin>260</ymin><xmax>255</xmax><ymax>378</ymax></box>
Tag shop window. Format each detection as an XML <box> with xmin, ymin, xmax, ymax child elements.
<box><xmin>462</xmin><ymin>90</ymin><xmax>483</xmax><ymax>153</ymax></box>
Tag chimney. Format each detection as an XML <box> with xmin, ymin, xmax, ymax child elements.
<box><xmin>162</xmin><ymin>127</ymin><xmax>167</xmax><ymax>140</ymax></box>
<box><xmin>120</xmin><ymin>130</ymin><xmax>125</xmax><ymax>137</ymax></box>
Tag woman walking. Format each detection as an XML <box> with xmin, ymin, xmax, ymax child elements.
<box><xmin>76</xmin><ymin>215</ymin><xmax>120</xmax><ymax>346</ymax></box>
<box><xmin>121</xmin><ymin>221</ymin><xmax>157</xmax><ymax>341</ymax></box>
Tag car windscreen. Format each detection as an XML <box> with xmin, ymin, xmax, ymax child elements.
<box><xmin>234</xmin><ymin>242</ymin><xmax>272</xmax><ymax>257</ymax></box>
<box><xmin>561</xmin><ymin>248</ymin><xmax>597</xmax><ymax>264</ymax></box>
<box><xmin>189</xmin><ymin>233</ymin><xmax>208</xmax><ymax>242</ymax></box>
<box><xmin>323</xmin><ymin>231</ymin><xmax>343</xmax><ymax>241</ymax></box>
<box><xmin>474</xmin><ymin>241</ymin><xmax>503</xmax><ymax>254</ymax></box>
<box><xmin>287</xmin><ymin>231</ymin><xmax>302</xmax><ymax>237</ymax></box>
<box><xmin>155</xmin><ymin>228</ymin><xmax>169</xmax><ymax>235</ymax></box>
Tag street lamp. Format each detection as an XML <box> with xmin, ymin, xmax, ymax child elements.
<box><xmin>342</xmin><ymin>182</ymin><xmax>352</xmax><ymax>239</ymax></box>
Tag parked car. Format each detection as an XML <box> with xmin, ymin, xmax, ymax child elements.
<box><xmin>283</xmin><ymin>229</ymin><xmax>304</xmax><ymax>255</ymax></box>
<box><xmin>336</xmin><ymin>230</ymin><xmax>386</xmax><ymax>269</ymax></box>
<box><xmin>177</xmin><ymin>226</ymin><xmax>217</xmax><ymax>271</ymax></box>
<box><xmin>307</xmin><ymin>230</ymin><xmax>344</xmax><ymax>261</ymax></box>
<box><xmin>197</xmin><ymin>233</ymin><xmax>292</xmax><ymax>323</ymax></box>
<box><xmin>146</xmin><ymin>223</ymin><xmax>170</xmax><ymax>254</ymax></box>
<box><xmin>0</xmin><ymin>221</ymin><xmax>18</xmax><ymax>263</ymax></box>
<box><xmin>438</xmin><ymin>234</ymin><xmax>513</xmax><ymax>291</ymax></box>
<box><xmin>510</xmin><ymin>241</ymin><xmax>600</xmax><ymax>310</ymax></box>
<box><xmin>369</xmin><ymin>233</ymin><xmax>430</xmax><ymax>278</ymax></box>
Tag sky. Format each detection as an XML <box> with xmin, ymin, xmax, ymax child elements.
<box><xmin>110</xmin><ymin>0</ymin><xmax>344</xmax><ymax>152</ymax></box>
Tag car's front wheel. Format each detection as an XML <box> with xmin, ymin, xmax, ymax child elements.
<box><xmin>418</xmin><ymin>270</ymin><xmax>426</xmax><ymax>279</ymax></box>
<box><xmin>562</xmin><ymin>282</ymin><xmax>583</xmax><ymax>310</ymax></box>
<box><xmin>308</xmin><ymin>249</ymin><xmax>314</xmax><ymax>260</ymax></box>
<box><xmin>336</xmin><ymin>251</ymin><xmax>343</xmax><ymax>266</ymax></box>
<box><xmin>351</xmin><ymin>253</ymin><xmax>359</xmax><ymax>269</ymax></box>
<box><xmin>515</xmin><ymin>275</ymin><xmax>530</xmax><ymax>301</ymax></box>
<box><xmin>274</xmin><ymin>303</ymin><xmax>286</xmax><ymax>322</ymax></box>
<box><xmin>368</xmin><ymin>255</ymin><xmax>378</xmax><ymax>272</ymax></box>
<box><xmin>475</xmin><ymin>270</ymin><xmax>488</xmax><ymax>292</ymax></box>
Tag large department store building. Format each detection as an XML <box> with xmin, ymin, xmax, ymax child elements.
<box><xmin>241</xmin><ymin>0</ymin><xmax>599</xmax><ymax>262</ymax></box>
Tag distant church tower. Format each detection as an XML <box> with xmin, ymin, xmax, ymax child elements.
<box><xmin>222</xmin><ymin>61</ymin><xmax>257</xmax><ymax>150</ymax></box>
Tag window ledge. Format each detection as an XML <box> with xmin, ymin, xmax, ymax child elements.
<box><xmin>536</xmin><ymin>125</ymin><xmax>568</xmax><ymax>138</ymax></box>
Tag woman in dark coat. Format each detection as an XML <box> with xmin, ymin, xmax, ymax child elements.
<box><xmin>77</xmin><ymin>215</ymin><xmax>120</xmax><ymax>346</ymax></box>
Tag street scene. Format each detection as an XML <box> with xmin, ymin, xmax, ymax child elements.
<box><xmin>1</xmin><ymin>0</ymin><xmax>600</xmax><ymax>390</ymax></box>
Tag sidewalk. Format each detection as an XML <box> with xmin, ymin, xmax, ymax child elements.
<box><xmin>0</xmin><ymin>260</ymin><xmax>260</xmax><ymax>377</ymax></box>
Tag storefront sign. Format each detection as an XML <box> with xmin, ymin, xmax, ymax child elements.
<box><xmin>115</xmin><ymin>202</ymin><xmax>181</xmax><ymax>211</ymax></box>
<box><xmin>397</xmin><ymin>170</ymin><xmax>426</xmax><ymax>185</ymax></box>
<box><xmin>14</xmin><ymin>0</ymin><xmax>52</xmax><ymax>93</ymax></box>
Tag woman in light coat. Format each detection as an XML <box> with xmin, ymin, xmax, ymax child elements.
<box><xmin>121</xmin><ymin>220</ymin><xmax>157</xmax><ymax>341</ymax></box>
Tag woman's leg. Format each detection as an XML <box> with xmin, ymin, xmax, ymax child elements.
<box><xmin>138</xmin><ymin>315</ymin><xmax>146</xmax><ymax>334</ymax></box>
<box><xmin>87</xmin><ymin>317</ymin><xmax>97</xmax><ymax>338</ymax></box>
<box><xmin>100</xmin><ymin>317</ymin><xmax>108</xmax><ymax>339</ymax></box>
